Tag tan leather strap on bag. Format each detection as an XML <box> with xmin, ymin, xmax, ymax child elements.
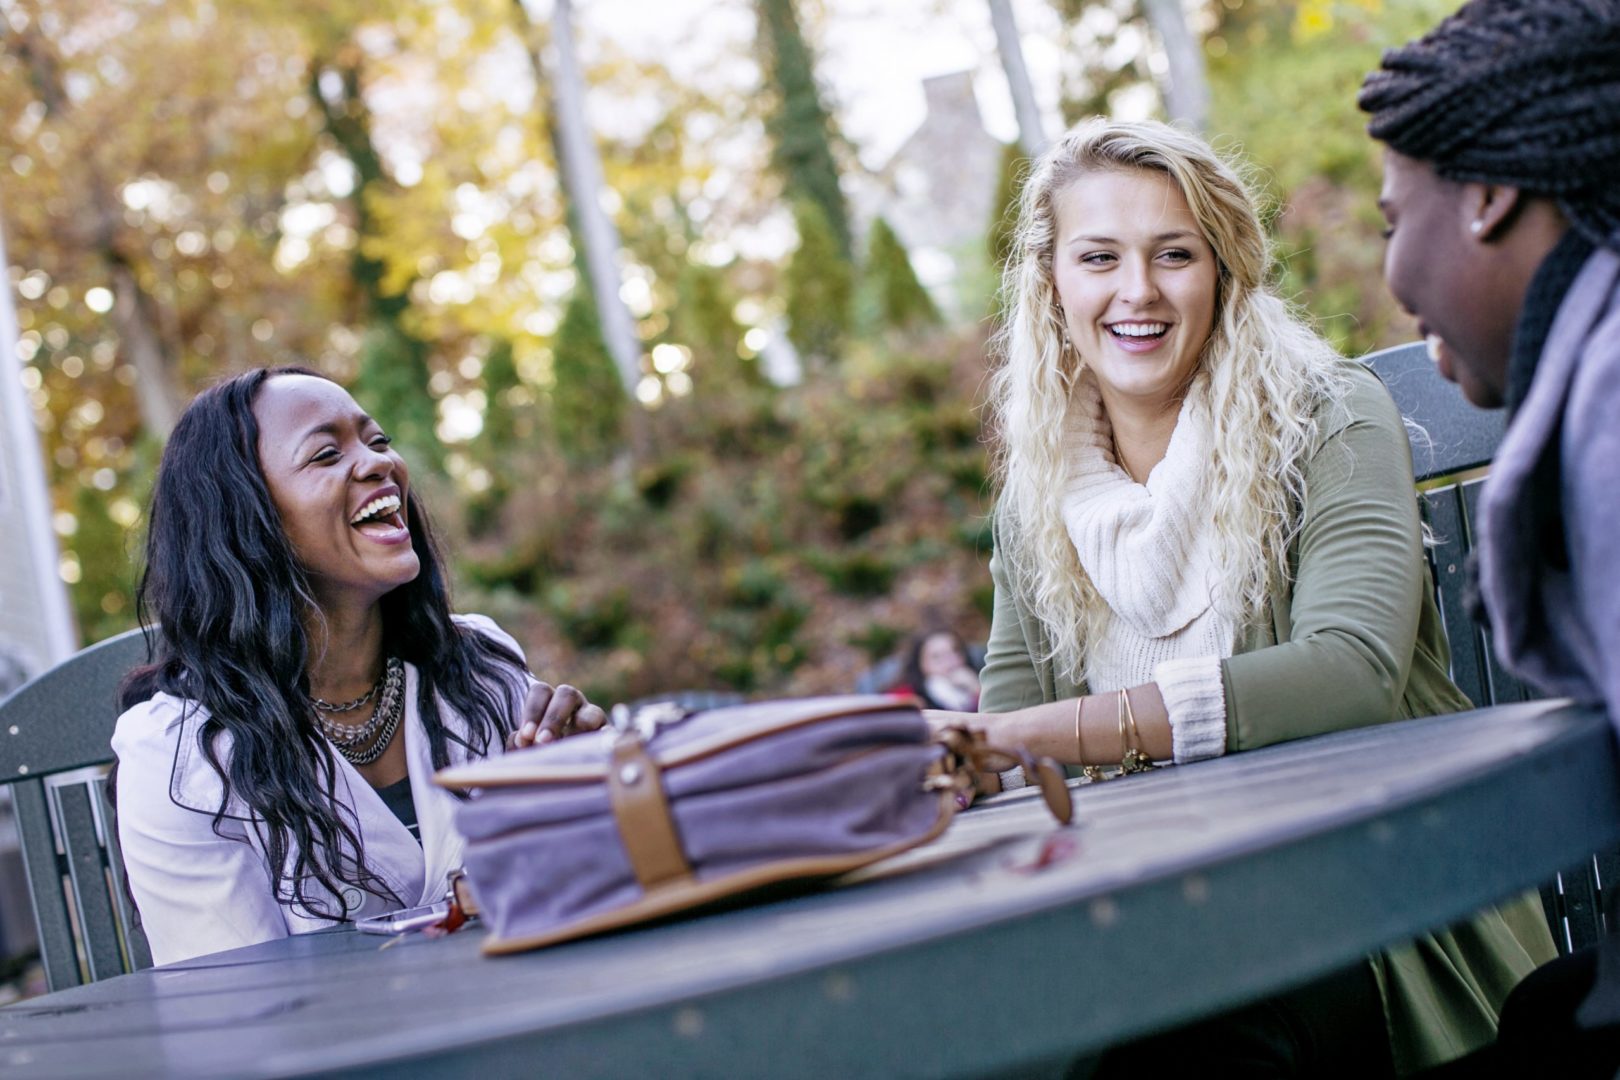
<box><xmin>930</xmin><ymin>726</ymin><xmax>1073</xmax><ymax>825</ymax></box>
<box><xmin>607</xmin><ymin>733</ymin><xmax>695</xmax><ymax>893</ymax></box>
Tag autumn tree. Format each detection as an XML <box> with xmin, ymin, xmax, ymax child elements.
<box><xmin>755</xmin><ymin>0</ymin><xmax>851</xmax><ymax>260</ymax></box>
<box><xmin>987</xmin><ymin>141</ymin><xmax>1027</xmax><ymax>272</ymax></box>
<box><xmin>1204</xmin><ymin>0</ymin><xmax>1454</xmax><ymax>354</ymax></box>
<box><xmin>988</xmin><ymin>0</ymin><xmax>1047</xmax><ymax>155</ymax></box>
<box><xmin>672</xmin><ymin>258</ymin><xmax>753</xmax><ymax>393</ymax></box>
<box><xmin>860</xmin><ymin>218</ymin><xmax>938</xmax><ymax>334</ymax></box>
<box><xmin>550</xmin><ymin>286</ymin><xmax>625</xmax><ymax>461</ymax></box>
<box><xmin>306</xmin><ymin>43</ymin><xmax>440</xmax><ymax>466</ymax></box>
<box><xmin>512</xmin><ymin>0</ymin><xmax>643</xmax><ymax>401</ymax></box>
<box><xmin>1</xmin><ymin>0</ymin><xmax>341</xmax><ymax>639</ymax></box>
<box><xmin>783</xmin><ymin>198</ymin><xmax>851</xmax><ymax>367</ymax></box>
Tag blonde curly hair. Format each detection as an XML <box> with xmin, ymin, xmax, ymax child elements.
<box><xmin>988</xmin><ymin>118</ymin><xmax>1351</xmax><ymax>682</ymax></box>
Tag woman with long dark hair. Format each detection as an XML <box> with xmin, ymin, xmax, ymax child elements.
<box><xmin>892</xmin><ymin>628</ymin><xmax>980</xmax><ymax>712</ymax></box>
<box><xmin>113</xmin><ymin>366</ymin><xmax>604</xmax><ymax>964</ymax></box>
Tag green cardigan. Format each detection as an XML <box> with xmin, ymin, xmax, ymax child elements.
<box><xmin>979</xmin><ymin>362</ymin><xmax>1555</xmax><ymax>1075</ymax></box>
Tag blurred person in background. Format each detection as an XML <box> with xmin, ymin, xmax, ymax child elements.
<box><xmin>892</xmin><ymin>627</ymin><xmax>981</xmax><ymax>711</ymax></box>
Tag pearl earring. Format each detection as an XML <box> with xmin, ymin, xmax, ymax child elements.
<box><xmin>1470</xmin><ymin>220</ymin><xmax>1485</xmax><ymax>236</ymax></box>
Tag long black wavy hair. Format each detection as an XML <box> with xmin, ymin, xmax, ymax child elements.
<box><xmin>116</xmin><ymin>366</ymin><xmax>528</xmax><ymax>919</ymax></box>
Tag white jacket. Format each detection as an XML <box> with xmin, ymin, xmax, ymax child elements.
<box><xmin>112</xmin><ymin>614</ymin><xmax>532</xmax><ymax>965</ymax></box>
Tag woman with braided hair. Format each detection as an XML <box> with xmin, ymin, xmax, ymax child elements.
<box><xmin>1362</xmin><ymin>0</ymin><xmax>1620</xmax><ymax>1072</ymax></box>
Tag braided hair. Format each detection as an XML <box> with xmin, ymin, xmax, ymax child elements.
<box><xmin>1358</xmin><ymin>0</ymin><xmax>1620</xmax><ymax>250</ymax></box>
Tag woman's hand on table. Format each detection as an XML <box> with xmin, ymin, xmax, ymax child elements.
<box><xmin>923</xmin><ymin>710</ymin><xmax>1005</xmax><ymax>801</ymax></box>
<box><xmin>509</xmin><ymin>682</ymin><xmax>608</xmax><ymax>749</ymax></box>
<box><xmin>924</xmin><ymin>708</ymin><xmax>980</xmax><ymax>737</ymax></box>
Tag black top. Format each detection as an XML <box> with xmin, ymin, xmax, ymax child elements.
<box><xmin>1507</xmin><ymin>230</ymin><xmax>1593</xmax><ymax>415</ymax></box>
<box><xmin>1502</xmin><ymin>229</ymin><xmax>1595</xmax><ymax>575</ymax></box>
<box><xmin>375</xmin><ymin>774</ymin><xmax>420</xmax><ymax>845</ymax></box>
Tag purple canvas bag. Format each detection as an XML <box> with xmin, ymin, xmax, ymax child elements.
<box><xmin>436</xmin><ymin>695</ymin><xmax>1070</xmax><ymax>954</ymax></box>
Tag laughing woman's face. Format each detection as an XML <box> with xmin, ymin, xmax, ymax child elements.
<box><xmin>1378</xmin><ymin>150</ymin><xmax>1516</xmax><ymax>407</ymax></box>
<box><xmin>1051</xmin><ymin>167</ymin><xmax>1219</xmax><ymax>412</ymax></box>
<box><xmin>253</xmin><ymin>374</ymin><xmax>420</xmax><ymax>612</ymax></box>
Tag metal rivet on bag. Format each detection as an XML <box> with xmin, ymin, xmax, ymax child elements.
<box><xmin>619</xmin><ymin>763</ymin><xmax>642</xmax><ymax>785</ymax></box>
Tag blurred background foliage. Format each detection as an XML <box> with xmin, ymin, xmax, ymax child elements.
<box><xmin>3</xmin><ymin>0</ymin><xmax>1456</xmax><ymax>703</ymax></box>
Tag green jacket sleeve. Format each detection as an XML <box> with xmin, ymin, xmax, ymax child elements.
<box><xmin>1223</xmin><ymin>368</ymin><xmax>1426</xmax><ymax>750</ymax></box>
<box><xmin>978</xmin><ymin>523</ymin><xmax>1050</xmax><ymax>714</ymax></box>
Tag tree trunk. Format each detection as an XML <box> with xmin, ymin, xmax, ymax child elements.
<box><xmin>755</xmin><ymin>0</ymin><xmax>852</xmax><ymax>260</ymax></box>
<box><xmin>988</xmin><ymin>0</ymin><xmax>1047</xmax><ymax>157</ymax></box>
<box><xmin>1141</xmin><ymin>0</ymin><xmax>1209</xmax><ymax>132</ymax></box>
<box><xmin>522</xmin><ymin>0</ymin><xmax>643</xmax><ymax>403</ymax></box>
<box><xmin>104</xmin><ymin>254</ymin><xmax>180</xmax><ymax>438</ymax></box>
<box><xmin>0</xmin><ymin>209</ymin><xmax>80</xmax><ymax>663</ymax></box>
<box><xmin>308</xmin><ymin>58</ymin><xmax>405</xmax><ymax>325</ymax></box>
<box><xmin>515</xmin><ymin>0</ymin><xmax>647</xmax><ymax>461</ymax></box>
<box><xmin>307</xmin><ymin>53</ymin><xmax>445</xmax><ymax>465</ymax></box>
<box><xmin>5</xmin><ymin>23</ymin><xmax>183</xmax><ymax>438</ymax></box>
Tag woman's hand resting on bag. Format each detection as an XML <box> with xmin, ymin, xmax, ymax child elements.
<box><xmin>508</xmin><ymin>682</ymin><xmax>609</xmax><ymax>749</ymax></box>
<box><xmin>923</xmin><ymin>710</ymin><xmax>1004</xmax><ymax>800</ymax></box>
<box><xmin>924</xmin><ymin>709</ymin><xmax>980</xmax><ymax>738</ymax></box>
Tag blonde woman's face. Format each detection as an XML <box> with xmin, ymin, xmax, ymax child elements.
<box><xmin>1051</xmin><ymin>169</ymin><xmax>1218</xmax><ymax>409</ymax></box>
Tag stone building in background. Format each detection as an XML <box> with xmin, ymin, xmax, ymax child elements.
<box><xmin>858</xmin><ymin>71</ymin><xmax>1006</xmax><ymax>323</ymax></box>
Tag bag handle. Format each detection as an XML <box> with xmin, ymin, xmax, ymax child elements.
<box><xmin>929</xmin><ymin>726</ymin><xmax>1074</xmax><ymax>825</ymax></box>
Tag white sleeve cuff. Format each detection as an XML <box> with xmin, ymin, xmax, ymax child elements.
<box><xmin>997</xmin><ymin>766</ymin><xmax>1028</xmax><ymax>790</ymax></box>
<box><xmin>1154</xmin><ymin>656</ymin><xmax>1228</xmax><ymax>764</ymax></box>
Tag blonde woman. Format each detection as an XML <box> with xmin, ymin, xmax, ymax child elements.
<box><xmin>929</xmin><ymin>119</ymin><xmax>1553</xmax><ymax>1075</ymax></box>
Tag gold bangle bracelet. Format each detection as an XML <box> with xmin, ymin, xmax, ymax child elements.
<box><xmin>1116</xmin><ymin>690</ymin><xmax>1129</xmax><ymax>762</ymax></box>
<box><xmin>1120</xmin><ymin>688</ymin><xmax>1154</xmax><ymax>774</ymax></box>
<box><xmin>1078</xmin><ymin>696</ymin><xmax>1107</xmax><ymax>783</ymax></box>
<box><xmin>1074</xmin><ymin>695</ymin><xmax>1084</xmax><ymax>763</ymax></box>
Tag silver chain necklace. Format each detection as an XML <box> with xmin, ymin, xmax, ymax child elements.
<box><xmin>331</xmin><ymin>678</ymin><xmax>404</xmax><ymax>766</ymax></box>
<box><xmin>312</xmin><ymin>658</ymin><xmax>404</xmax><ymax>764</ymax></box>
<box><xmin>310</xmin><ymin>668</ymin><xmax>386</xmax><ymax>714</ymax></box>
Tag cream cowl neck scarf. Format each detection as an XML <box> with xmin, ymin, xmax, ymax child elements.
<box><xmin>1060</xmin><ymin>371</ymin><xmax>1236</xmax><ymax>693</ymax></box>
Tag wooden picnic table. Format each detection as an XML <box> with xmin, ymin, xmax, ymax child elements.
<box><xmin>2</xmin><ymin>699</ymin><xmax>1615</xmax><ymax>1078</ymax></box>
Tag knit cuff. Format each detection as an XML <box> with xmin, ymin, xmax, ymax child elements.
<box><xmin>1154</xmin><ymin>656</ymin><xmax>1228</xmax><ymax>764</ymax></box>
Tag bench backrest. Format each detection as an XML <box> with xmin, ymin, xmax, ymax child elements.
<box><xmin>1363</xmin><ymin>342</ymin><xmax>1532</xmax><ymax>710</ymax></box>
<box><xmin>0</xmin><ymin>628</ymin><xmax>153</xmax><ymax>990</ymax></box>
<box><xmin>1363</xmin><ymin>341</ymin><xmax>1606</xmax><ymax>954</ymax></box>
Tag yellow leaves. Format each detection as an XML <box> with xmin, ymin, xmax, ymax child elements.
<box><xmin>1293</xmin><ymin>0</ymin><xmax>1334</xmax><ymax>41</ymax></box>
<box><xmin>1294</xmin><ymin>0</ymin><xmax>1387</xmax><ymax>43</ymax></box>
